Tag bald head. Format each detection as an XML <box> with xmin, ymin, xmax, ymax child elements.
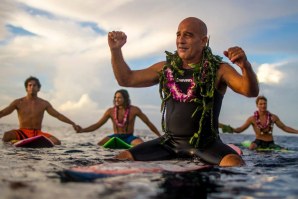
<box><xmin>179</xmin><ymin>17</ymin><xmax>207</xmax><ymax>36</ymax></box>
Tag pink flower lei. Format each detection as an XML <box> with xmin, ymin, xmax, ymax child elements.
<box><xmin>114</xmin><ymin>106</ymin><xmax>130</xmax><ymax>127</ymax></box>
<box><xmin>254</xmin><ymin>111</ymin><xmax>273</xmax><ymax>134</ymax></box>
<box><xmin>165</xmin><ymin>68</ymin><xmax>196</xmax><ymax>102</ymax></box>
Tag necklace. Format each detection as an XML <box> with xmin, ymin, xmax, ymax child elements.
<box><xmin>165</xmin><ymin>68</ymin><xmax>196</xmax><ymax>102</ymax></box>
<box><xmin>254</xmin><ymin>111</ymin><xmax>272</xmax><ymax>134</ymax></box>
<box><xmin>114</xmin><ymin>106</ymin><xmax>130</xmax><ymax>127</ymax></box>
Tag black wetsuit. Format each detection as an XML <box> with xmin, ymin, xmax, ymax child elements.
<box><xmin>129</xmin><ymin>69</ymin><xmax>239</xmax><ymax>165</ymax></box>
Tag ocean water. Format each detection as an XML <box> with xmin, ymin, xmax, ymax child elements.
<box><xmin>1</xmin><ymin>124</ymin><xmax>298</xmax><ymax>199</ymax></box>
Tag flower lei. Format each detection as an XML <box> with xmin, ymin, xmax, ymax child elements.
<box><xmin>159</xmin><ymin>40</ymin><xmax>222</xmax><ymax>148</ymax></box>
<box><xmin>165</xmin><ymin>68</ymin><xmax>196</xmax><ymax>102</ymax></box>
<box><xmin>113</xmin><ymin>106</ymin><xmax>130</xmax><ymax>128</ymax></box>
<box><xmin>254</xmin><ymin>111</ymin><xmax>273</xmax><ymax>134</ymax></box>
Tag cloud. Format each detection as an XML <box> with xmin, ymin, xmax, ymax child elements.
<box><xmin>257</xmin><ymin>63</ymin><xmax>285</xmax><ymax>84</ymax></box>
<box><xmin>1</xmin><ymin>1</ymin><xmax>298</xmax><ymax>132</ymax></box>
<box><xmin>0</xmin><ymin>0</ymin><xmax>17</xmax><ymax>40</ymax></box>
<box><xmin>59</xmin><ymin>93</ymin><xmax>96</xmax><ymax>111</ymax></box>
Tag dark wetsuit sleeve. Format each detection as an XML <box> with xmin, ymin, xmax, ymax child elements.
<box><xmin>129</xmin><ymin>137</ymin><xmax>176</xmax><ymax>161</ymax></box>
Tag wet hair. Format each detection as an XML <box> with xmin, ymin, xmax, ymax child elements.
<box><xmin>256</xmin><ymin>95</ymin><xmax>267</xmax><ymax>104</ymax></box>
<box><xmin>24</xmin><ymin>76</ymin><xmax>41</xmax><ymax>89</ymax></box>
<box><xmin>113</xmin><ymin>89</ymin><xmax>131</xmax><ymax>108</ymax></box>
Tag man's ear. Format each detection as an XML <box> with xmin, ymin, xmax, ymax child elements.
<box><xmin>201</xmin><ymin>35</ymin><xmax>208</xmax><ymax>47</ymax></box>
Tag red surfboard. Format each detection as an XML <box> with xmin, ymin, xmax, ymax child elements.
<box><xmin>61</xmin><ymin>160</ymin><xmax>211</xmax><ymax>182</ymax></box>
<box><xmin>60</xmin><ymin>144</ymin><xmax>242</xmax><ymax>182</ymax></box>
<box><xmin>14</xmin><ymin>135</ymin><xmax>54</xmax><ymax>148</ymax></box>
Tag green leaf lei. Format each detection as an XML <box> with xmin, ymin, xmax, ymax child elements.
<box><xmin>159</xmin><ymin>41</ymin><xmax>223</xmax><ymax>148</ymax></box>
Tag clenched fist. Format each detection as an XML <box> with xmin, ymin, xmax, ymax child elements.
<box><xmin>108</xmin><ymin>31</ymin><xmax>127</xmax><ymax>49</ymax></box>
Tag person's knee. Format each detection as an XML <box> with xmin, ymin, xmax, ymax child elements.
<box><xmin>130</xmin><ymin>138</ymin><xmax>143</xmax><ymax>146</ymax></box>
<box><xmin>115</xmin><ymin>150</ymin><xmax>134</xmax><ymax>160</ymax></box>
<box><xmin>249</xmin><ymin>143</ymin><xmax>257</xmax><ymax>150</ymax></box>
<box><xmin>2</xmin><ymin>132</ymin><xmax>9</xmax><ymax>142</ymax></box>
<box><xmin>55</xmin><ymin>140</ymin><xmax>61</xmax><ymax>145</ymax></box>
<box><xmin>49</xmin><ymin>136</ymin><xmax>61</xmax><ymax>145</ymax></box>
<box><xmin>97</xmin><ymin>137</ymin><xmax>110</xmax><ymax>146</ymax></box>
<box><xmin>2</xmin><ymin>131</ymin><xmax>15</xmax><ymax>142</ymax></box>
<box><xmin>219</xmin><ymin>154</ymin><xmax>245</xmax><ymax>167</ymax></box>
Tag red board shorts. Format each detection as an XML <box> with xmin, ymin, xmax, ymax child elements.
<box><xmin>13</xmin><ymin>128</ymin><xmax>52</xmax><ymax>140</ymax></box>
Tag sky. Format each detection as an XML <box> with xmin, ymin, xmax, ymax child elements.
<box><xmin>1</xmin><ymin>0</ymin><xmax>298</xmax><ymax>136</ymax></box>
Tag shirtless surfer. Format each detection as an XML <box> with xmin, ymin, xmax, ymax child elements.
<box><xmin>224</xmin><ymin>96</ymin><xmax>298</xmax><ymax>150</ymax></box>
<box><xmin>0</xmin><ymin>76</ymin><xmax>80</xmax><ymax>145</ymax></box>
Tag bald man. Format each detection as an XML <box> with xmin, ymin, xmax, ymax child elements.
<box><xmin>107</xmin><ymin>17</ymin><xmax>259</xmax><ymax>166</ymax></box>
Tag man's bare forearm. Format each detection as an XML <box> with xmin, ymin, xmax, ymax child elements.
<box><xmin>110</xmin><ymin>48</ymin><xmax>133</xmax><ymax>86</ymax></box>
<box><xmin>240</xmin><ymin>61</ymin><xmax>259</xmax><ymax>97</ymax></box>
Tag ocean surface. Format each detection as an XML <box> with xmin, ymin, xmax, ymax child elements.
<box><xmin>1</xmin><ymin>123</ymin><xmax>298</xmax><ymax>199</ymax></box>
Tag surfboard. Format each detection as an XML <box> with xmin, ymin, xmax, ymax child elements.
<box><xmin>14</xmin><ymin>135</ymin><xmax>54</xmax><ymax>148</ymax></box>
<box><xmin>241</xmin><ymin>140</ymin><xmax>293</xmax><ymax>153</ymax></box>
<box><xmin>102</xmin><ymin>137</ymin><xmax>132</xmax><ymax>149</ymax></box>
<box><xmin>227</xmin><ymin>143</ymin><xmax>243</xmax><ymax>155</ymax></box>
<box><xmin>60</xmin><ymin>160</ymin><xmax>211</xmax><ymax>182</ymax></box>
<box><xmin>60</xmin><ymin>144</ymin><xmax>242</xmax><ymax>182</ymax></box>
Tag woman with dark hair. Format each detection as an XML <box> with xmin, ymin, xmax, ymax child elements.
<box><xmin>78</xmin><ymin>89</ymin><xmax>161</xmax><ymax>146</ymax></box>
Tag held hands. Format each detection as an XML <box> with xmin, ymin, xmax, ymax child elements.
<box><xmin>108</xmin><ymin>31</ymin><xmax>127</xmax><ymax>49</ymax></box>
<box><xmin>223</xmin><ymin>46</ymin><xmax>248</xmax><ymax>68</ymax></box>
<box><xmin>72</xmin><ymin>124</ymin><xmax>82</xmax><ymax>133</ymax></box>
<box><xmin>221</xmin><ymin>124</ymin><xmax>234</xmax><ymax>134</ymax></box>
